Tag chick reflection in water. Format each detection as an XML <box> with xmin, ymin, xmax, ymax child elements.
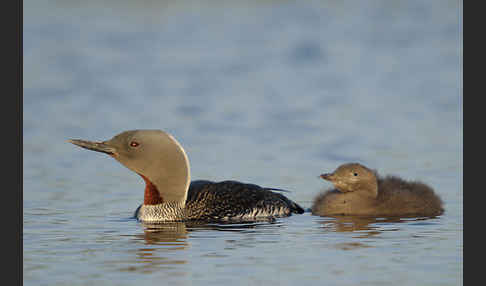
<box><xmin>316</xmin><ymin>216</ymin><xmax>432</xmax><ymax>251</ymax></box>
<box><xmin>317</xmin><ymin>216</ymin><xmax>402</xmax><ymax>233</ymax></box>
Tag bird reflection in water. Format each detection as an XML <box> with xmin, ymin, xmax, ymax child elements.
<box><xmin>318</xmin><ymin>216</ymin><xmax>395</xmax><ymax>234</ymax></box>
<box><xmin>318</xmin><ymin>215</ymin><xmax>437</xmax><ymax>233</ymax></box>
<box><xmin>316</xmin><ymin>216</ymin><xmax>437</xmax><ymax>250</ymax></box>
<box><xmin>126</xmin><ymin>219</ymin><xmax>280</xmax><ymax>273</ymax></box>
<box><xmin>140</xmin><ymin>222</ymin><xmax>189</xmax><ymax>247</ymax></box>
<box><xmin>119</xmin><ymin>222</ymin><xmax>189</xmax><ymax>274</ymax></box>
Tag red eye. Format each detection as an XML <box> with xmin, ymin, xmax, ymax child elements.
<box><xmin>130</xmin><ymin>141</ymin><xmax>139</xmax><ymax>147</ymax></box>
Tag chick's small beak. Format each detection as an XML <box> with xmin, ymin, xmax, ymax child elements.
<box><xmin>320</xmin><ymin>173</ymin><xmax>334</xmax><ymax>181</ymax></box>
<box><xmin>67</xmin><ymin>139</ymin><xmax>117</xmax><ymax>156</ymax></box>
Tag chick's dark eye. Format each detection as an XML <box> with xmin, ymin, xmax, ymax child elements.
<box><xmin>130</xmin><ymin>141</ymin><xmax>139</xmax><ymax>147</ymax></box>
<box><xmin>353</xmin><ymin>173</ymin><xmax>358</xmax><ymax>176</ymax></box>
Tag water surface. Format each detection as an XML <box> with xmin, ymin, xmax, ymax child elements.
<box><xmin>24</xmin><ymin>1</ymin><xmax>462</xmax><ymax>285</ymax></box>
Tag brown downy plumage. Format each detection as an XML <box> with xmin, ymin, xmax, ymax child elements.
<box><xmin>312</xmin><ymin>163</ymin><xmax>444</xmax><ymax>217</ymax></box>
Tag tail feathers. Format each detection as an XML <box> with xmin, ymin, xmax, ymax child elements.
<box><xmin>290</xmin><ymin>201</ymin><xmax>305</xmax><ymax>214</ymax></box>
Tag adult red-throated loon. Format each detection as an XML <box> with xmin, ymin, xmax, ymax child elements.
<box><xmin>68</xmin><ymin>129</ymin><xmax>304</xmax><ymax>223</ymax></box>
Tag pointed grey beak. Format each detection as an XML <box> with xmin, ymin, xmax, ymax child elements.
<box><xmin>67</xmin><ymin>139</ymin><xmax>117</xmax><ymax>156</ymax></box>
<box><xmin>320</xmin><ymin>173</ymin><xmax>334</xmax><ymax>181</ymax></box>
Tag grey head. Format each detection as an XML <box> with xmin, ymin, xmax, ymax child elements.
<box><xmin>320</xmin><ymin>163</ymin><xmax>378</xmax><ymax>198</ymax></box>
<box><xmin>68</xmin><ymin>130</ymin><xmax>191</xmax><ymax>205</ymax></box>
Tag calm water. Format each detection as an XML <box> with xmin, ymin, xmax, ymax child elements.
<box><xmin>23</xmin><ymin>1</ymin><xmax>462</xmax><ymax>285</ymax></box>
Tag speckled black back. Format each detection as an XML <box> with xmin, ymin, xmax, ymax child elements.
<box><xmin>184</xmin><ymin>180</ymin><xmax>304</xmax><ymax>221</ymax></box>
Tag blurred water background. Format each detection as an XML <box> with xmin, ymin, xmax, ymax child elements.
<box><xmin>23</xmin><ymin>0</ymin><xmax>462</xmax><ymax>285</ymax></box>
